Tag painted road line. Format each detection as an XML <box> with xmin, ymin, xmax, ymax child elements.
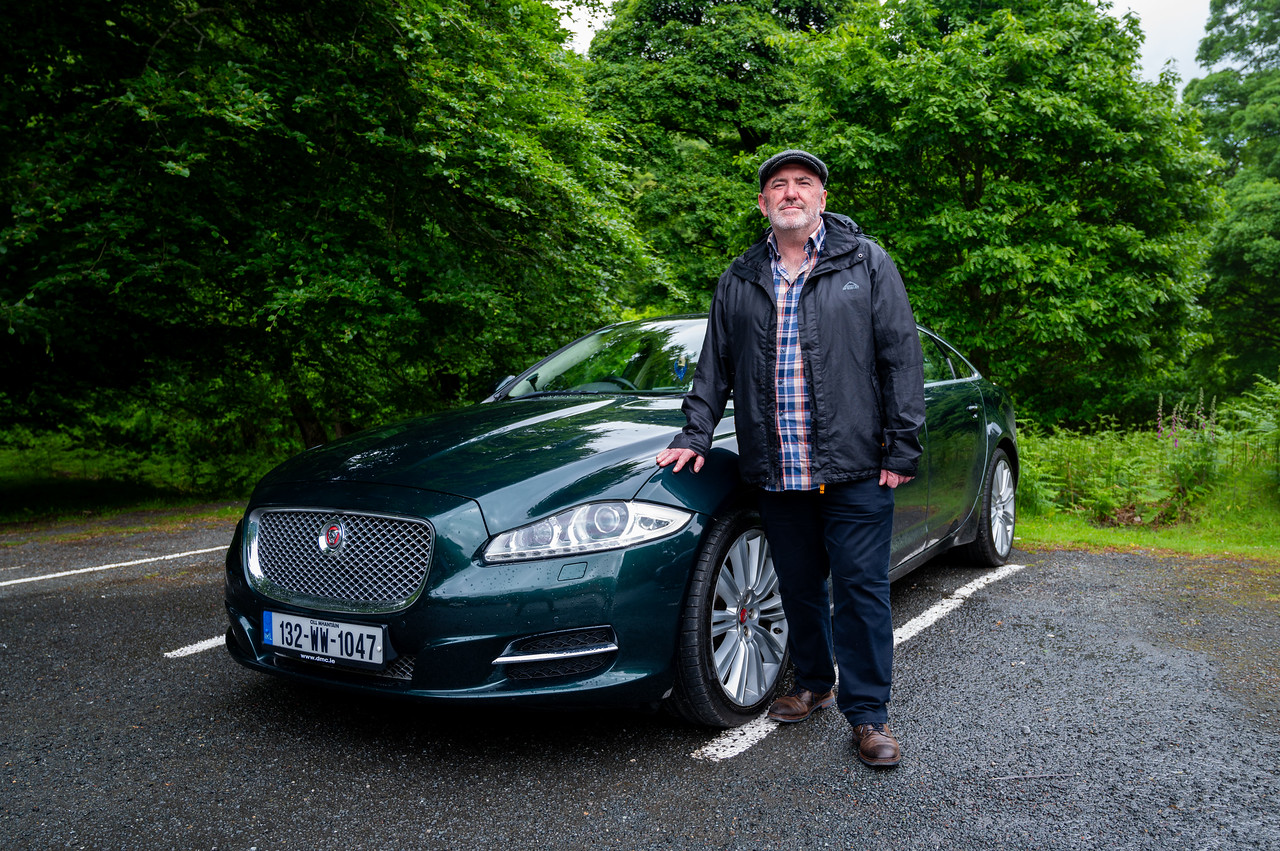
<box><xmin>691</xmin><ymin>563</ymin><xmax>1028</xmax><ymax>761</ymax></box>
<box><xmin>690</xmin><ymin>714</ymin><xmax>779</xmax><ymax>762</ymax></box>
<box><xmin>165</xmin><ymin>636</ymin><xmax>226</xmax><ymax>659</ymax></box>
<box><xmin>892</xmin><ymin>561</ymin><xmax>1027</xmax><ymax>645</ymax></box>
<box><xmin>0</xmin><ymin>546</ymin><xmax>224</xmax><ymax>588</ymax></box>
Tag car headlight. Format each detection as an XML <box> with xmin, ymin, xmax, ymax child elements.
<box><xmin>483</xmin><ymin>501</ymin><xmax>693</xmax><ymax>563</ymax></box>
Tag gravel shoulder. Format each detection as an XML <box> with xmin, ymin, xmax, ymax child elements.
<box><xmin>1018</xmin><ymin>544</ymin><xmax>1280</xmax><ymax>727</ymax></box>
<box><xmin>0</xmin><ymin>502</ymin><xmax>244</xmax><ymax>548</ymax></box>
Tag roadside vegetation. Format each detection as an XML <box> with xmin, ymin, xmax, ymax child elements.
<box><xmin>6</xmin><ymin>373</ymin><xmax>1278</xmax><ymax>563</ymax></box>
<box><xmin>1015</xmin><ymin>375</ymin><xmax>1280</xmax><ymax>561</ymax></box>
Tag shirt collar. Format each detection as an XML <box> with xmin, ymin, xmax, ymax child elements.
<box><xmin>767</xmin><ymin>218</ymin><xmax>827</xmax><ymax>263</ymax></box>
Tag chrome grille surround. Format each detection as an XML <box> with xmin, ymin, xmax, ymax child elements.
<box><xmin>245</xmin><ymin>508</ymin><xmax>434</xmax><ymax>614</ymax></box>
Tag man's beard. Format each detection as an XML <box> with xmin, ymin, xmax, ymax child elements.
<box><xmin>766</xmin><ymin>203</ymin><xmax>821</xmax><ymax>233</ymax></box>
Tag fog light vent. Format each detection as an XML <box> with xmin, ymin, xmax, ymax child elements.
<box><xmin>507</xmin><ymin>656</ymin><xmax>609</xmax><ymax>680</ymax></box>
<box><xmin>493</xmin><ymin>627</ymin><xmax>618</xmax><ymax>680</ymax></box>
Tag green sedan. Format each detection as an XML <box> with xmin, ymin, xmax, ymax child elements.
<box><xmin>224</xmin><ymin>315</ymin><xmax>1017</xmax><ymax>727</ymax></box>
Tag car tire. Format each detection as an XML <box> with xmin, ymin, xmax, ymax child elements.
<box><xmin>963</xmin><ymin>447</ymin><xmax>1017</xmax><ymax>566</ymax></box>
<box><xmin>666</xmin><ymin>507</ymin><xmax>789</xmax><ymax>728</ymax></box>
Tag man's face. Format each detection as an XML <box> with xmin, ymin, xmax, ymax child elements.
<box><xmin>758</xmin><ymin>164</ymin><xmax>827</xmax><ymax>234</ymax></box>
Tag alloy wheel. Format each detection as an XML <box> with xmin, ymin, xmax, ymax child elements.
<box><xmin>990</xmin><ymin>456</ymin><xmax>1016</xmax><ymax>557</ymax></box>
<box><xmin>708</xmin><ymin>529</ymin><xmax>789</xmax><ymax>707</ymax></box>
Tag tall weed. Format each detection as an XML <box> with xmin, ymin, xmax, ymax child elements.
<box><xmin>1221</xmin><ymin>371</ymin><xmax>1280</xmax><ymax>490</ymax></box>
<box><xmin>1157</xmin><ymin>390</ymin><xmax>1218</xmax><ymax>508</ymax></box>
<box><xmin>1018</xmin><ymin>379</ymin><xmax>1280</xmax><ymax>527</ymax></box>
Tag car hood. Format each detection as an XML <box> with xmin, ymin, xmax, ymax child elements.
<box><xmin>254</xmin><ymin>395</ymin><xmax>724</xmax><ymax>534</ymax></box>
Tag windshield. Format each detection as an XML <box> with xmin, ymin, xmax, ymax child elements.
<box><xmin>503</xmin><ymin>317</ymin><xmax>706</xmax><ymax>399</ymax></box>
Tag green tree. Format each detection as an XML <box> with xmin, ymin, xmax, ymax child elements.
<box><xmin>794</xmin><ymin>0</ymin><xmax>1218</xmax><ymax>423</ymax></box>
<box><xmin>587</xmin><ymin>0</ymin><xmax>851</xmax><ymax>302</ymax></box>
<box><xmin>1198</xmin><ymin>0</ymin><xmax>1280</xmax><ymax>72</ymax></box>
<box><xmin>1</xmin><ymin>0</ymin><xmax>657</xmax><ymax>485</ymax></box>
<box><xmin>1185</xmin><ymin>0</ymin><xmax>1280</xmax><ymax>390</ymax></box>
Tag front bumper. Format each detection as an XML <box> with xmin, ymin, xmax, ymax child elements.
<box><xmin>224</xmin><ymin>494</ymin><xmax>706</xmax><ymax>708</ymax></box>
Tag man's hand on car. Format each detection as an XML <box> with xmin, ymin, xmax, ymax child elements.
<box><xmin>656</xmin><ymin>448</ymin><xmax>704</xmax><ymax>473</ymax></box>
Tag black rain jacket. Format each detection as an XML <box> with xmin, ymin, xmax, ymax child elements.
<box><xmin>669</xmin><ymin>213</ymin><xmax>926</xmax><ymax>489</ymax></box>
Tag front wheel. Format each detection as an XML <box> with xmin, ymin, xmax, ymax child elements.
<box><xmin>666</xmin><ymin>508</ymin><xmax>789</xmax><ymax>728</ymax></box>
<box><xmin>963</xmin><ymin>447</ymin><xmax>1017</xmax><ymax>566</ymax></box>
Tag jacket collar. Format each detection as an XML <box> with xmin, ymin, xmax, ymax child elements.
<box><xmin>730</xmin><ymin>212</ymin><xmax>866</xmax><ymax>284</ymax></box>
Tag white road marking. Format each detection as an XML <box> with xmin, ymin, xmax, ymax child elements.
<box><xmin>892</xmin><ymin>561</ymin><xmax>1027</xmax><ymax>645</ymax></box>
<box><xmin>691</xmin><ymin>563</ymin><xmax>1027</xmax><ymax>761</ymax></box>
<box><xmin>689</xmin><ymin>714</ymin><xmax>779</xmax><ymax>762</ymax></box>
<box><xmin>165</xmin><ymin>636</ymin><xmax>226</xmax><ymax>658</ymax></box>
<box><xmin>0</xmin><ymin>546</ymin><xmax>224</xmax><ymax>588</ymax></box>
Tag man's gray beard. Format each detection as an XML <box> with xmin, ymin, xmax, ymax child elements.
<box><xmin>767</xmin><ymin>207</ymin><xmax>821</xmax><ymax>233</ymax></box>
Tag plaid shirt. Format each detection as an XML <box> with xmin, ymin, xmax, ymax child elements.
<box><xmin>765</xmin><ymin>220</ymin><xmax>826</xmax><ymax>491</ymax></box>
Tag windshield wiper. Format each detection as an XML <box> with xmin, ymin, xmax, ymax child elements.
<box><xmin>505</xmin><ymin>390</ymin><xmax>603</xmax><ymax>400</ymax></box>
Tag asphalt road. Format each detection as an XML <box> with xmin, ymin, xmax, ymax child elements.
<box><xmin>2</xmin><ymin>509</ymin><xmax>1277</xmax><ymax>850</ymax></box>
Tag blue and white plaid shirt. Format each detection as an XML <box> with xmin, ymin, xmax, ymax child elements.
<box><xmin>765</xmin><ymin>219</ymin><xmax>826</xmax><ymax>492</ymax></box>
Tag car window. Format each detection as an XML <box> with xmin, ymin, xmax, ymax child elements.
<box><xmin>935</xmin><ymin>336</ymin><xmax>978</xmax><ymax>379</ymax></box>
<box><xmin>505</xmin><ymin>319</ymin><xmax>705</xmax><ymax>398</ymax></box>
<box><xmin>920</xmin><ymin>332</ymin><xmax>954</xmax><ymax>383</ymax></box>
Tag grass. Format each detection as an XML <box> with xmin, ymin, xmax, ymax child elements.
<box><xmin>1015</xmin><ymin>436</ymin><xmax>1280</xmax><ymax>563</ymax></box>
<box><xmin>0</xmin><ymin>446</ymin><xmax>248</xmax><ymax>528</ymax></box>
<box><xmin>1016</xmin><ymin>512</ymin><xmax>1280</xmax><ymax>563</ymax></box>
<box><xmin>1010</xmin><ymin>382</ymin><xmax>1280</xmax><ymax>565</ymax></box>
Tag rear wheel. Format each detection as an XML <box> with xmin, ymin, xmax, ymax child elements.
<box><xmin>666</xmin><ymin>508</ymin><xmax>789</xmax><ymax>727</ymax></box>
<box><xmin>963</xmin><ymin>447</ymin><xmax>1016</xmax><ymax>566</ymax></box>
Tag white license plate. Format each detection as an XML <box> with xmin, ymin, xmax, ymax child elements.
<box><xmin>263</xmin><ymin>611</ymin><xmax>386</xmax><ymax>671</ymax></box>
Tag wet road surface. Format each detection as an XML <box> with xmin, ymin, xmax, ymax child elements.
<box><xmin>2</xmin><ymin>509</ymin><xmax>1277</xmax><ymax>849</ymax></box>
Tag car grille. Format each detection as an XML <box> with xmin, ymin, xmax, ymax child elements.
<box><xmin>247</xmin><ymin>509</ymin><xmax>434</xmax><ymax>613</ymax></box>
<box><xmin>378</xmin><ymin>654</ymin><xmax>416</xmax><ymax>681</ymax></box>
<box><xmin>278</xmin><ymin>654</ymin><xmax>416</xmax><ymax>682</ymax></box>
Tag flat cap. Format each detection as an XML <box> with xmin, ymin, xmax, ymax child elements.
<box><xmin>758</xmin><ymin>149</ymin><xmax>828</xmax><ymax>189</ymax></box>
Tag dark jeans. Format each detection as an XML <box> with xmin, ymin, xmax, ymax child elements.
<box><xmin>758</xmin><ymin>478</ymin><xmax>895</xmax><ymax>726</ymax></box>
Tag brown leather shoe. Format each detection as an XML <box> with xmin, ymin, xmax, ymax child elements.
<box><xmin>767</xmin><ymin>687</ymin><xmax>835</xmax><ymax>723</ymax></box>
<box><xmin>852</xmin><ymin>722</ymin><xmax>901</xmax><ymax>767</ymax></box>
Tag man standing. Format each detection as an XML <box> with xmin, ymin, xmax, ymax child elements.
<box><xmin>656</xmin><ymin>149</ymin><xmax>925</xmax><ymax>768</ymax></box>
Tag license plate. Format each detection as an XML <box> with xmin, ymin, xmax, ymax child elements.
<box><xmin>263</xmin><ymin>611</ymin><xmax>386</xmax><ymax>671</ymax></box>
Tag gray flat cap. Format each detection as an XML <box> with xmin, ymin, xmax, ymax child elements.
<box><xmin>758</xmin><ymin>149</ymin><xmax>828</xmax><ymax>189</ymax></box>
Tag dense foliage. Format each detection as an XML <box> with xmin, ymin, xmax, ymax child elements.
<box><xmin>0</xmin><ymin>0</ymin><xmax>1264</xmax><ymax>502</ymax></box>
<box><xmin>587</xmin><ymin>0</ymin><xmax>852</xmax><ymax>299</ymax></box>
<box><xmin>791</xmin><ymin>0</ymin><xmax>1218</xmax><ymax>422</ymax></box>
<box><xmin>1184</xmin><ymin>0</ymin><xmax>1280</xmax><ymax>392</ymax></box>
<box><xmin>2</xmin><ymin>0</ymin><xmax>656</xmax><ymax>487</ymax></box>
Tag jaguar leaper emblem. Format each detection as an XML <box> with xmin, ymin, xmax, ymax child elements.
<box><xmin>318</xmin><ymin>520</ymin><xmax>346</xmax><ymax>554</ymax></box>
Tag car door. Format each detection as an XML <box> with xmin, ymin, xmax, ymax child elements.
<box><xmin>920</xmin><ymin>331</ymin><xmax>987</xmax><ymax>550</ymax></box>
<box><xmin>888</xmin><ymin>330</ymin><xmax>947</xmax><ymax>565</ymax></box>
<box><xmin>890</xmin><ymin>468</ymin><xmax>928</xmax><ymax>565</ymax></box>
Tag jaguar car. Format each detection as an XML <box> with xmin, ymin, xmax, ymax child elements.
<box><xmin>224</xmin><ymin>315</ymin><xmax>1017</xmax><ymax>727</ymax></box>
